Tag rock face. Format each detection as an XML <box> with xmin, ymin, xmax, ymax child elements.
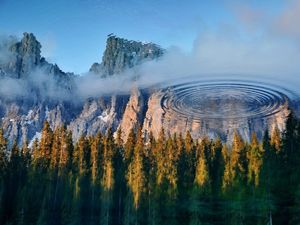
<box><xmin>0</xmin><ymin>32</ymin><xmax>291</xmax><ymax>147</ymax></box>
<box><xmin>141</xmin><ymin>91</ymin><xmax>290</xmax><ymax>143</ymax></box>
<box><xmin>117</xmin><ymin>86</ymin><xmax>148</xmax><ymax>141</ymax></box>
<box><xmin>68</xmin><ymin>95</ymin><xmax>129</xmax><ymax>141</ymax></box>
<box><xmin>90</xmin><ymin>35</ymin><xmax>164</xmax><ymax>77</ymax></box>
<box><xmin>0</xmin><ymin>33</ymin><xmax>162</xmax><ymax>146</ymax></box>
<box><xmin>2</xmin><ymin>33</ymin><xmax>41</xmax><ymax>78</ymax></box>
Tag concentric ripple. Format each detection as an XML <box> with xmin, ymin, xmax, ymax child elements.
<box><xmin>161</xmin><ymin>80</ymin><xmax>292</xmax><ymax>121</ymax></box>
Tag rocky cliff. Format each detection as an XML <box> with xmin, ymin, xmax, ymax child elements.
<box><xmin>0</xmin><ymin>33</ymin><xmax>160</xmax><ymax>146</ymax></box>
<box><xmin>0</xmin><ymin>32</ymin><xmax>291</xmax><ymax>147</ymax></box>
<box><xmin>90</xmin><ymin>35</ymin><xmax>164</xmax><ymax>77</ymax></box>
<box><xmin>141</xmin><ymin>90</ymin><xmax>290</xmax><ymax>142</ymax></box>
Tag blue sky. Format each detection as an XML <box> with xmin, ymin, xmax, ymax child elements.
<box><xmin>0</xmin><ymin>0</ymin><xmax>288</xmax><ymax>73</ymax></box>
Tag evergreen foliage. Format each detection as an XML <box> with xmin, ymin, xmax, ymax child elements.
<box><xmin>0</xmin><ymin>113</ymin><xmax>300</xmax><ymax>224</ymax></box>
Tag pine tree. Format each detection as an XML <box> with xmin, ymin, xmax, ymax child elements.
<box><xmin>115</xmin><ymin>127</ymin><xmax>123</xmax><ymax>149</ymax></box>
<box><xmin>230</xmin><ymin>130</ymin><xmax>248</xmax><ymax>185</ymax></box>
<box><xmin>101</xmin><ymin>128</ymin><xmax>115</xmax><ymax>225</ymax></box>
<box><xmin>145</xmin><ymin>131</ymin><xmax>158</xmax><ymax>225</ymax></box>
<box><xmin>90</xmin><ymin>132</ymin><xmax>102</xmax><ymax>224</ymax></box>
<box><xmin>275</xmin><ymin>112</ymin><xmax>300</xmax><ymax>224</ymax></box>
<box><xmin>52</xmin><ymin>127</ymin><xmax>61</xmax><ymax>170</ymax></box>
<box><xmin>189</xmin><ymin>138</ymin><xmax>211</xmax><ymax>225</ymax></box>
<box><xmin>78</xmin><ymin>135</ymin><xmax>91</xmax><ymax>224</ymax></box>
<box><xmin>3</xmin><ymin>140</ymin><xmax>22</xmax><ymax>224</ymax></box>
<box><xmin>259</xmin><ymin>130</ymin><xmax>275</xmax><ymax>225</ymax></box>
<box><xmin>225</xmin><ymin>131</ymin><xmax>248</xmax><ymax>225</ymax></box>
<box><xmin>91</xmin><ymin>132</ymin><xmax>102</xmax><ymax>185</ymax></box>
<box><xmin>32</xmin><ymin>138</ymin><xmax>40</xmax><ymax>169</ymax></box>
<box><xmin>21</xmin><ymin>139</ymin><xmax>31</xmax><ymax>169</ymax></box>
<box><xmin>126</xmin><ymin>127</ymin><xmax>145</xmax><ymax>209</ymax></box>
<box><xmin>29</xmin><ymin>121</ymin><xmax>54</xmax><ymax>224</ymax></box>
<box><xmin>209</xmin><ymin>138</ymin><xmax>225</xmax><ymax>224</ymax></box>
<box><xmin>0</xmin><ymin>127</ymin><xmax>8</xmax><ymax>177</ymax></box>
<box><xmin>60</xmin><ymin>127</ymin><xmax>73</xmax><ymax>175</ymax></box>
<box><xmin>210</xmin><ymin>137</ymin><xmax>224</xmax><ymax>194</ymax></box>
<box><xmin>39</xmin><ymin>121</ymin><xmax>53</xmax><ymax>170</ymax></box>
<box><xmin>124</xmin><ymin>128</ymin><xmax>136</xmax><ymax>164</ymax></box>
<box><xmin>270</xmin><ymin>126</ymin><xmax>281</xmax><ymax>153</ymax></box>
<box><xmin>185</xmin><ymin>130</ymin><xmax>193</xmax><ymax>153</ymax></box>
<box><xmin>178</xmin><ymin>131</ymin><xmax>196</xmax><ymax>193</ymax></box>
<box><xmin>248</xmin><ymin>132</ymin><xmax>264</xmax><ymax>186</ymax></box>
<box><xmin>125</xmin><ymin>127</ymin><xmax>146</xmax><ymax>225</ymax></box>
<box><xmin>113</xmin><ymin>128</ymin><xmax>126</xmax><ymax>225</ymax></box>
<box><xmin>155</xmin><ymin>128</ymin><xmax>166</xmax><ymax>187</ymax></box>
<box><xmin>194</xmin><ymin>154</ymin><xmax>210</xmax><ymax>191</ymax></box>
<box><xmin>222</xmin><ymin>144</ymin><xmax>232</xmax><ymax>191</ymax></box>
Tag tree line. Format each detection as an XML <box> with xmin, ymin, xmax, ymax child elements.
<box><xmin>0</xmin><ymin>112</ymin><xmax>300</xmax><ymax>225</ymax></box>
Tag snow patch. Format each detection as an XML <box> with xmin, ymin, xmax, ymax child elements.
<box><xmin>98</xmin><ymin>111</ymin><xmax>110</xmax><ymax>123</ymax></box>
<box><xmin>29</xmin><ymin>132</ymin><xmax>41</xmax><ymax>148</ymax></box>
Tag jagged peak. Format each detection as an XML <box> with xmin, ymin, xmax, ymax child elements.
<box><xmin>90</xmin><ymin>34</ymin><xmax>164</xmax><ymax>77</ymax></box>
<box><xmin>19</xmin><ymin>32</ymin><xmax>42</xmax><ymax>59</ymax></box>
<box><xmin>0</xmin><ymin>32</ymin><xmax>71</xmax><ymax>80</ymax></box>
<box><xmin>105</xmin><ymin>34</ymin><xmax>161</xmax><ymax>49</ymax></box>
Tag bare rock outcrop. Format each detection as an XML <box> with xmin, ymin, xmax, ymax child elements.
<box><xmin>90</xmin><ymin>35</ymin><xmax>164</xmax><ymax>77</ymax></box>
<box><xmin>142</xmin><ymin>91</ymin><xmax>290</xmax><ymax>143</ymax></box>
<box><xmin>117</xmin><ymin>86</ymin><xmax>147</xmax><ymax>141</ymax></box>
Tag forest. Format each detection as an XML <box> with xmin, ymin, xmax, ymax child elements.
<box><xmin>0</xmin><ymin>113</ymin><xmax>300</xmax><ymax>225</ymax></box>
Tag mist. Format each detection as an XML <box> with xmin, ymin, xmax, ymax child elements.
<box><xmin>0</xmin><ymin>68</ymin><xmax>74</xmax><ymax>102</ymax></box>
<box><xmin>134</xmin><ymin>0</ymin><xmax>300</xmax><ymax>95</ymax></box>
<box><xmin>1</xmin><ymin>1</ymin><xmax>300</xmax><ymax>101</ymax></box>
<box><xmin>76</xmin><ymin>0</ymin><xmax>300</xmax><ymax>98</ymax></box>
<box><xmin>0</xmin><ymin>35</ymin><xmax>17</xmax><ymax>66</ymax></box>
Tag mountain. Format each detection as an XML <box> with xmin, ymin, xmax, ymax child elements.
<box><xmin>89</xmin><ymin>35</ymin><xmax>164</xmax><ymax>77</ymax></box>
<box><xmin>0</xmin><ymin>32</ymin><xmax>290</xmax><ymax>147</ymax></box>
<box><xmin>0</xmin><ymin>33</ymin><xmax>69</xmax><ymax>80</ymax></box>
<box><xmin>0</xmin><ymin>33</ymin><xmax>161</xmax><ymax>146</ymax></box>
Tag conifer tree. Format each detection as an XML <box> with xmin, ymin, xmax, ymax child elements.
<box><xmin>270</xmin><ymin>126</ymin><xmax>281</xmax><ymax>153</ymax></box>
<box><xmin>91</xmin><ymin>132</ymin><xmax>102</xmax><ymax>185</ymax></box>
<box><xmin>145</xmin><ymin>131</ymin><xmax>158</xmax><ymax>225</ymax></box>
<box><xmin>116</xmin><ymin>127</ymin><xmax>123</xmax><ymax>149</ymax></box>
<box><xmin>71</xmin><ymin>134</ymin><xmax>92</xmax><ymax>225</ymax></box>
<box><xmin>126</xmin><ymin>127</ymin><xmax>145</xmax><ymax>209</ymax></box>
<box><xmin>125</xmin><ymin>127</ymin><xmax>146</xmax><ymax>225</ymax></box>
<box><xmin>124</xmin><ymin>128</ymin><xmax>136</xmax><ymax>163</ymax></box>
<box><xmin>113</xmin><ymin>128</ymin><xmax>126</xmax><ymax>225</ymax></box>
<box><xmin>21</xmin><ymin>139</ymin><xmax>31</xmax><ymax>169</ymax></box>
<box><xmin>101</xmin><ymin>128</ymin><xmax>115</xmax><ymax>225</ymax></box>
<box><xmin>155</xmin><ymin>128</ymin><xmax>166</xmax><ymax>187</ymax></box>
<box><xmin>230</xmin><ymin>130</ymin><xmax>248</xmax><ymax>185</ymax></box>
<box><xmin>275</xmin><ymin>112</ymin><xmax>300</xmax><ymax>224</ymax></box>
<box><xmin>50</xmin><ymin>127</ymin><xmax>61</xmax><ymax>175</ymax></box>
<box><xmin>222</xmin><ymin>144</ymin><xmax>232</xmax><ymax>191</ymax></box>
<box><xmin>259</xmin><ymin>130</ymin><xmax>275</xmax><ymax>225</ymax></box>
<box><xmin>90</xmin><ymin>132</ymin><xmax>102</xmax><ymax>223</ymax></box>
<box><xmin>0</xmin><ymin>127</ymin><xmax>8</xmax><ymax>177</ymax></box>
<box><xmin>32</xmin><ymin>138</ymin><xmax>40</xmax><ymax>169</ymax></box>
<box><xmin>225</xmin><ymin>131</ymin><xmax>248</xmax><ymax>224</ymax></box>
<box><xmin>185</xmin><ymin>130</ymin><xmax>193</xmax><ymax>153</ymax></box>
<box><xmin>39</xmin><ymin>121</ymin><xmax>53</xmax><ymax>170</ymax></box>
<box><xmin>3</xmin><ymin>140</ymin><xmax>21</xmax><ymax>224</ymax></box>
<box><xmin>2</xmin><ymin>116</ymin><xmax>300</xmax><ymax>224</ymax></box>
<box><xmin>189</xmin><ymin>138</ymin><xmax>211</xmax><ymax>225</ymax></box>
<box><xmin>210</xmin><ymin>137</ymin><xmax>224</xmax><ymax>194</ymax></box>
<box><xmin>194</xmin><ymin>139</ymin><xmax>210</xmax><ymax>190</ymax></box>
<box><xmin>248</xmin><ymin>132</ymin><xmax>264</xmax><ymax>186</ymax></box>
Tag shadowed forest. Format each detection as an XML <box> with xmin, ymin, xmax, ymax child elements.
<box><xmin>0</xmin><ymin>113</ymin><xmax>300</xmax><ymax>225</ymax></box>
